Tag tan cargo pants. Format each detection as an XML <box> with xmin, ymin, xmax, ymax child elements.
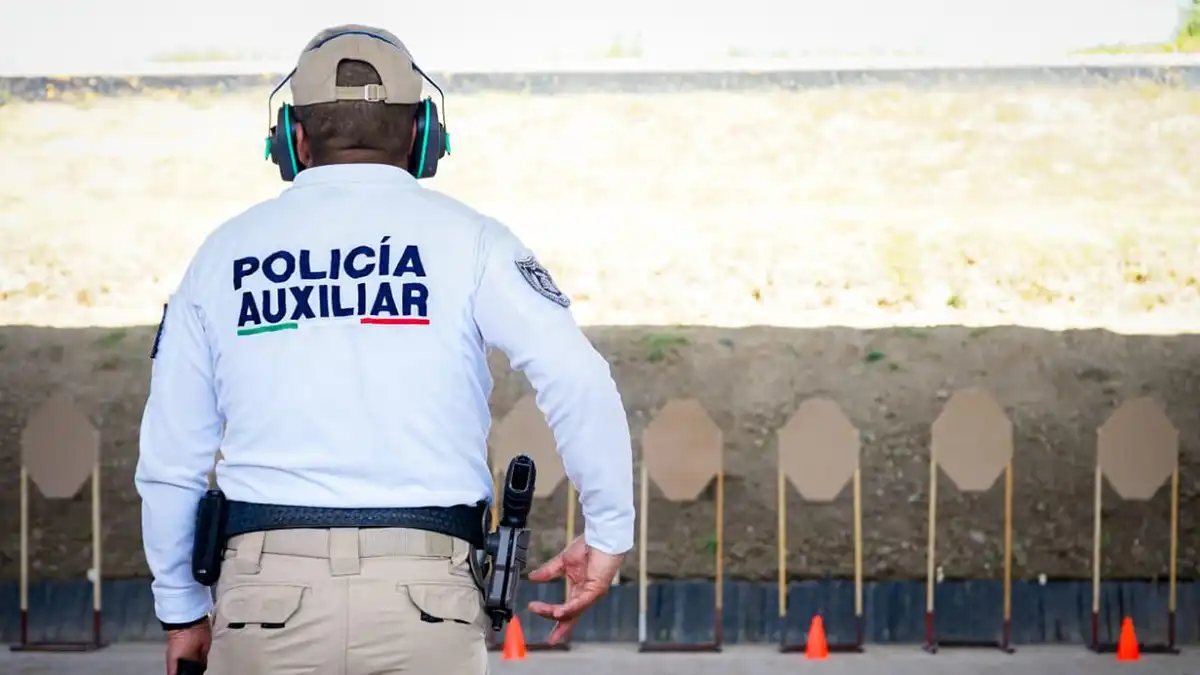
<box><xmin>206</xmin><ymin>527</ymin><xmax>490</xmax><ymax>675</ymax></box>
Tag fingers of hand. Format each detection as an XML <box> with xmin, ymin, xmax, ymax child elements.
<box><xmin>527</xmin><ymin>554</ymin><xmax>565</xmax><ymax>582</ymax></box>
<box><xmin>527</xmin><ymin>600</ymin><xmax>559</xmax><ymax>619</ymax></box>
<box><xmin>551</xmin><ymin>579</ymin><xmax>611</xmax><ymax>620</ymax></box>
<box><xmin>547</xmin><ymin>619</ymin><xmax>576</xmax><ymax>645</ymax></box>
<box><xmin>530</xmin><ymin>545</ymin><xmax>622</xmax><ymax>620</ymax></box>
<box><xmin>529</xmin><ymin>592</ymin><xmax>594</xmax><ymax>622</ymax></box>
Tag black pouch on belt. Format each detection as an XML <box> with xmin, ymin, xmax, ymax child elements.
<box><xmin>192</xmin><ymin>489</ymin><xmax>228</xmax><ymax>587</ymax></box>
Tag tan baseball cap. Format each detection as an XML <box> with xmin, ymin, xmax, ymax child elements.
<box><xmin>290</xmin><ymin>24</ymin><xmax>424</xmax><ymax>106</ymax></box>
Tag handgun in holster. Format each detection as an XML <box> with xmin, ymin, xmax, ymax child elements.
<box><xmin>191</xmin><ymin>488</ymin><xmax>228</xmax><ymax>587</ymax></box>
<box><xmin>471</xmin><ymin>455</ymin><xmax>536</xmax><ymax>632</ymax></box>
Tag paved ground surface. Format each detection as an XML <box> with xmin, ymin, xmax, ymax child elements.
<box><xmin>0</xmin><ymin>644</ymin><xmax>1195</xmax><ymax>675</ymax></box>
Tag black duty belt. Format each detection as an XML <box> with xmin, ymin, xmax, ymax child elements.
<box><xmin>223</xmin><ymin>500</ymin><xmax>488</xmax><ymax>549</ymax></box>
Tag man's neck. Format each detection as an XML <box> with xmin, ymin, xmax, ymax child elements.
<box><xmin>310</xmin><ymin>150</ymin><xmax>407</xmax><ymax>170</ymax></box>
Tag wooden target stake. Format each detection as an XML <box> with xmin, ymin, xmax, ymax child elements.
<box><xmin>1002</xmin><ymin>459</ymin><xmax>1013</xmax><ymax>646</ymax></box>
<box><xmin>638</xmin><ymin>459</ymin><xmax>650</xmax><ymax>647</ymax></box>
<box><xmin>1090</xmin><ymin>461</ymin><xmax>1102</xmax><ymax>647</ymax></box>
<box><xmin>777</xmin><ymin>466</ymin><xmax>786</xmax><ymax>622</ymax></box>
<box><xmin>716</xmin><ymin>466</ymin><xmax>725</xmax><ymax>642</ymax></box>
<box><xmin>91</xmin><ymin>458</ymin><xmax>103</xmax><ymax>644</ymax></box>
<box><xmin>17</xmin><ymin>467</ymin><xmax>28</xmax><ymax>648</ymax></box>
<box><xmin>565</xmin><ymin>484</ymin><xmax>577</xmax><ymax>597</ymax></box>
<box><xmin>1089</xmin><ymin>398</ymin><xmax>1180</xmax><ymax>654</ymax></box>
<box><xmin>924</xmin><ymin>437</ymin><xmax>939</xmax><ymax>649</ymax></box>
<box><xmin>923</xmin><ymin>389</ymin><xmax>1015</xmax><ymax>654</ymax></box>
<box><xmin>638</xmin><ymin>399</ymin><xmax>724</xmax><ymax>653</ymax></box>
<box><xmin>1169</xmin><ymin>468</ymin><xmax>1179</xmax><ymax>648</ymax></box>
<box><xmin>853</xmin><ymin>468</ymin><xmax>864</xmax><ymax>638</ymax></box>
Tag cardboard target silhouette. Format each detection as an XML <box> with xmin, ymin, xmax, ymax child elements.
<box><xmin>1090</xmin><ymin>397</ymin><xmax>1180</xmax><ymax>654</ymax></box>
<box><xmin>637</xmin><ymin>399</ymin><xmax>725</xmax><ymax>652</ymax></box>
<box><xmin>487</xmin><ymin>395</ymin><xmax>576</xmax><ymax>652</ymax></box>
<box><xmin>924</xmin><ymin>388</ymin><xmax>1016</xmax><ymax>654</ymax></box>
<box><xmin>775</xmin><ymin>398</ymin><xmax>865</xmax><ymax>653</ymax></box>
<box><xmin>12</xmin><ymin>391</ymin><xmax>106</xmax><ymax>653</ymax></box>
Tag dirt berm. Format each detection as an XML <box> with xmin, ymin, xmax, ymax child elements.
<box><xmin>0</xmin><ymin>324</ymin><xmax>1196</xmax><ymax>583</ymax></box>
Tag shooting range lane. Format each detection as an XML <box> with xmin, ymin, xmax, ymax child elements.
<box><xmin>924</xmin><ymin>388</ymin><xmax>1016</xmax><ymax>653</ymax></box>
<box><xmin>2</xmin><ymin>373</ymin><xmax>1196</xmax><ymax>648</ymax></box>
<box><xmin>12</xmin><ymin>391</ymin><xmax>105</xmax><ymax>653</ymax></box>
<box><xmin>638</xmin><ymin>398</ymin><xmax>724</xmax><ymax>651</ymax></box>
<box><xmin>776</xmin><ymin>397</ymin><xmax>865</xmax><ymax>653</ymax></box>
<box><xmin>1091</xmin><ymin>397</ymin><xmax>1181</xmax><ymax>653</ymax></box>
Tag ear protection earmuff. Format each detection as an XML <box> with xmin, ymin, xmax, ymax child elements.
<box><xmin>264</xmin><ymin>30</ymin><xmax>451</xmax><ymax>182</ymax></box>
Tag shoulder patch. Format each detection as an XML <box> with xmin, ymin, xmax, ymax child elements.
<box><xmin>150</xmin><ymin>303</ymin><xmax>167</xmax><ymax>359</ymax></box>
<box><xmin>515</xmin><ymin>256</ymin><xmax>570</xmax><ymax>308</ymax></box>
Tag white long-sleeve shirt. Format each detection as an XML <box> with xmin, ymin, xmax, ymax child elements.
<box><xmin>135</xmin><ymin>163</ymin><xmax>635</xmax><ymax>625</ymax></box>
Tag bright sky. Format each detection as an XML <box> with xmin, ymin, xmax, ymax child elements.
<box><xmin>0</xmin><ymin>0</ymin><xmax>1186</xmax><ymax>73</ymax></box>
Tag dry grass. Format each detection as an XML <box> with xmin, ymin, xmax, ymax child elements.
<box><xmin>1</xmin><ymin>84</ymin><xmax>1199</xmax><ymax>332</ymax></box>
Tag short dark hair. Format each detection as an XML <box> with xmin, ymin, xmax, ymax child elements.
<box><xmin>293</xmin><ymin>59</ymin><xmax>419</xmax><ymax>166</ymax></box>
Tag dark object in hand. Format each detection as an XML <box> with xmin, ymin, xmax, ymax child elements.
<box><xmin>177</xmin><ymin>658</ymin><xmax>207</xmax><ymax>674</ymax></box>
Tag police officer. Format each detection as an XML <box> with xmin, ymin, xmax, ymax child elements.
<box><xmin>134</xmin><ymin>24</ymin><xmax>634</xmax><ymax>675</ymax></box>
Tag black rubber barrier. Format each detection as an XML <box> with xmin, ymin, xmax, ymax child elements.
<box><xmin>1</xmin><ymin>578</ymin><xmax>1194</xmax><ymax>646</ymax></box>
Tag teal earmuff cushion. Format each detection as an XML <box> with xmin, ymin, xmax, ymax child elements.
<box><xmin>282</xmin><ymin>105</ymin><xmax>300</xmax><ymax>179</ymax></box>
<box><xmin>416</xmin><ymin>98</ymin><xmax>433</xmax><ymax>178</ymax></box>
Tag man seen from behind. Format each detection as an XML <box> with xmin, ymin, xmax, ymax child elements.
<box><xmin>135</xmin><ymin>24</ymin><xmax>635</xmax><ymax>675</ymax></box>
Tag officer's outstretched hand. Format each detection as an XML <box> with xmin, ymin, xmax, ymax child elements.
<box><xmin>527</xmin><ymin>535</ymin><xmax>623</xmax><ymax>644</ymax></box>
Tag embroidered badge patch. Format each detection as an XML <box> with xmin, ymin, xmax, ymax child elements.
<box><xmin>150</xmin><ymin>303</ymin><xmax>167</xmax><ymax>359</ymax></box>
<box><xmin>515</xmin><ymin>256</ymin><xmax>570</xmax><ymax>308</ymax></box>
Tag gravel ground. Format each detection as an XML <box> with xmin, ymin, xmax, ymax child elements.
<box><xmin>1</xmin><ymin>643</ymin><xmax>1195</xmax><ymax>675</ymax></box>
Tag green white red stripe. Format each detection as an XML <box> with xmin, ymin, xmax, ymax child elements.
<box><xmin>237</xmin><ymin>316</ymin><xmax>429</xmax><ymax>337</ymax></box>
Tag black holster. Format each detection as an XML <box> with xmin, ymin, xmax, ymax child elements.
<box><xmin>191</xmin><ymin>489</ymin><xmax>228</xmax><ymax>587</ymax></box>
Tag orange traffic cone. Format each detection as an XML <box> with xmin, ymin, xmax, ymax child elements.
<box><xmin>1115</xmin><ymin>617</ymin><xmax>1140</xmax><ymax>662</ymax></box>
<box><xmin>502</xmin><ymin>617</ymin><xmax>527</xmax><ymax>661</ymax></box>
<box><xmin>805</xmin><ymin>615</ymin><xmax>829</xmax><ymax>660</ymax></box>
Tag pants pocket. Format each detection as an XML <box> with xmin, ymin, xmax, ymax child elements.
<box><xmin>378</xmin><ymin>583</ymin><xmax>488</xmax><ymax>674</ymax></box>
<box><xmin>209</xmin><ymin>583</ymin><xmax>322</xmax><ymax>675</ymax></box>
<box><xmin>216</xmin><ymin>583</ymin><xmax>306</xmax><ymax>629</ymax></box>
<box><xmin>404</xmin><ymin>583</ymin><xmax>489</xmax><ymax>635</ymax></box>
